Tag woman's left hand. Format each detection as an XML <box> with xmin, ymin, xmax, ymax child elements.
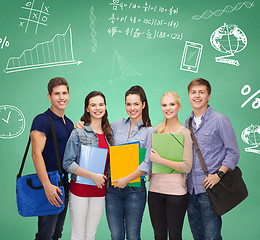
<box><xmin>150</xmin><ymin>148</ymin><xmax>162</xmax><ymax>163</ymax></box>
<box><xmin>112</xmin><ymin>178</ymin><xmax>128</xmax><ymax>188</ymax></box>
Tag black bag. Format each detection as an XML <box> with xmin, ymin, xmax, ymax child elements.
<box><xmin>189</xmin><ymin>118</ymin><xmax>248</xmax><ymax>216</ymax></box>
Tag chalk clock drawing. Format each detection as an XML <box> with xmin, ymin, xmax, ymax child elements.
<box><xmin>0</xmin><ymin>105</ymin><xmax>25</xmax><ymax>139</ymax></box>
<box><xmin>19</xmin><ymin>0</ymin><xmax>50</xmax><ymax>34</ymax></box>
<box><xmin>109</xmin><ymin>49</ymin><xmax>140</xmax><ymax>84</ymax></box>
<box><xmin>241</xmin><ymin>124</ymin><xmax>260</xmax><ymax>155</ymax></box>
<box><xmin>210</xmin><ymin>23</ymin><xmax>247</xmax><ymax>67</ymax></box>
<box><xmin>5</xmin><ymin>24</ymin><xmax>82</xmax><ymax>74</ymax></box>
<box><xmin>192</xmin><ymin>1</ymin><xmax>254</xmax><ymax>20</ymax></box>
<box><xmin>180</xmin><ymin>41</ymin><xmax>203</xmax><ymax>73</ymax></box>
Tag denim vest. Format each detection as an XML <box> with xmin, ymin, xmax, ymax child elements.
<box><xmin>63</xmin><ymin>124</ymin><xmax>110</xmax><ymax>181</ymax></box>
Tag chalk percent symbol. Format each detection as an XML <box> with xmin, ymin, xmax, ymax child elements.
<box><xmin>241</xmin><ymin>85</ymin><xmax>260</xmax><ymax>109</ymax></box>
<box><xmin>0</xmin><ymin>36</ymin><xmax>9</xmax><ymax>49</ymax></box>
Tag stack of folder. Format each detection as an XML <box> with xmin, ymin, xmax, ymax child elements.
<box><xmin>110</xmin><ymin>142</ymin><xmax>146</xmax><ymax>187</ymax></box>
<box><xmin>152</xmin><ymin>133</ymin><xmax>184</xmax><ymax>174</ymax></box>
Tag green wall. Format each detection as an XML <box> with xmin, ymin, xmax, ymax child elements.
<box><xmin>0</xmin><ymin>0</ymin><xmax>259</xmax><ymax>239</ymax></box>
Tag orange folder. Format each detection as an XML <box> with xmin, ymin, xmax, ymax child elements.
<box><xmin>110</xmin><ymin>143</ymin><xmax>140</xmax><ymax>185</ymax></box>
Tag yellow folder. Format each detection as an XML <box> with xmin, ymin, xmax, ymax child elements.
<box><xmin>110</xmin><ymin>143</ymin><xmax>140</xmax><ymax>185</ymax></box>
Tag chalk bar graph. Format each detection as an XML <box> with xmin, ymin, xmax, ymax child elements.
<box><xmin>5</xmin><ymin>24</ymin><xmax>82</xmax><ymax>73</ymax></box>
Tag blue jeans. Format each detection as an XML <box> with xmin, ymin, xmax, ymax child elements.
<box><xmin>105</xmin><ymin>179</ymin><xmax>146</xmax><ymax>240</ymax></box>
<box><xmin>35</xmin><ymin>182</ymin><xmax>69</xmax><ymax>240</ymax></box>
<box><xmin>187</xmin><ymin>192</ymin><xmax>222</xmax><ymax>240</ymax></box>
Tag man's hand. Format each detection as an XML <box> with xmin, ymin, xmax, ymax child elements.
<box><xmin>203</xmin><ymin>174</ymin><xmax>220</xmax><ymax>189</ymax></box>
<box><xmin>44</xmin><ymin>183</ymin><xmax>63</xmax><ymax>207</ymax></box>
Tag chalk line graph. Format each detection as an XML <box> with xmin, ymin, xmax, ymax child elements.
<box><xmin>192</xmin><ymin>1</ymin><xmax>254</xmax><ymax>20</ymax></box>
<box><xmin>5</xmin><ymin>24</ymin><xmax>82</xmax><ymax>74</ymax></box>
<box><xmin>19</xmin><ymin>0</ymin><xmax>50</xmax><ymax>34</ymax></box>
<box><xmin>90</xmin><ymin>6</ymin><xmax>97</xmax><ymax>52</ymax></box>
<box><xmin>109</xmin><ymin>50</ymin><xmax>140</xmax><ymax>84</ymax></box>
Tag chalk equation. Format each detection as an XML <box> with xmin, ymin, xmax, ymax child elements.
<box><xmin>0</xmin><ymin>105</ymin><xmax>25</xmax><ymax>139</ymax></box>
<box><xmin>110</xmin><ymin>0</ymin><xmax>178</xmax><ymax>15</ymax></box>
<box><xmin>107</xmin><ymin>26</ymin><xmax>183</xmax><ymax>40</ymax></box>
<box><xmin>192</xmin><ymin>1</ymin><xmax>254</xmax><ymax>20</ymax></box>
<box><xmin>5</xmin><ymin>25</ymin><xmax>82</xmax><ymax>74</ymax></box>
<box><xmin>90</xmin><ymin>6</ymin><xmax>97</xmax><ymax>53</ymax></box>
<box><xmin>19</xmin><ymin>0</ymin><xmax>50</xmax><ymax>34</ymax></box>
<box><xmin>109</xmin><ymin>49</ymin><xmax>140</xmax><ymax>84</ymax></box>
<box><xmin>241</xmin><ymin>124</ymin><xmax>260</xmax><ymax>155</ymax></box>
<box><xmin>210</xmin><ymin>23</ymin><xmax>247</xmax><ymax>66</ymax></box>
<box><xmin>241</xmin><ymin>85</ymin><xmax>260</xmax><ymax>109</ymax></box>
<box><xmin>0</xmin><ymin>36</ymin><xmax>9</xmax><ymax>49</ymax></box>
<box><xmin>108</xmin><ymin>13</ymin><xmax>179</xmax><ymax>28</ymax></box>
<box><xmin>180</xmin><ymin>41</ymin><xmax>203</xmax><ymax>73</ymax></box>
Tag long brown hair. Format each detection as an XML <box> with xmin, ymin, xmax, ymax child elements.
<box><xmin>81</xmin><ymin>91</ymin><xmax>113</xmax><ymax>144</ymax></box>
<box><xmin>125</xmin><ymin>85</ymin><xmax>152</xmax><ymax>129</ymax></box>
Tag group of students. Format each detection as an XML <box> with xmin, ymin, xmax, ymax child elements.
<box><xmin>30</xmin><ymin>77</ymin><xmax>239</xmax><ymax>240</ymax></box>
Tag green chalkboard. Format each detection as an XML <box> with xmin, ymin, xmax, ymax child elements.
<box><xmin>0</xmin><ymin>0</ymin><xmax>259</xmax><ymax>239</ymax></box>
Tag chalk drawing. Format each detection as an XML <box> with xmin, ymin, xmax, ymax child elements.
<box><xmin>109</xmin><ymin>49</ymin><xmax>140</xmax><ymax>84</ymax></box>
<box><xmin>5</xmin><ymin>25</ymin><xmax>82</xmax><ymax>74</ymax></box>
<box><xmin>90</xmin><ymin>6</ymin><xmax>97</xmax><ymax>52</ymax></box>
<box><xmin>19</xmin><ymin>0</ymin><xmax>50</xmax><ymax>34</ymax></box>
<box><xmin>0</xmin><ymin>36</ymin><xmax>10</xmax><ymax>49</ymax></box>
<box><xmin>241</xmin><ymin>85</ymin><xmax>260</xmax><ymax>109</ymax></box>
<box><xmin>0</xmin><ymin>105</ymin><xmax>25</xmax><ymax>139</ymax></box>
<box><xmin>210</xmin><ymin>23</ymin><xmax>247</xmax><ymax>67</ymax></box>
<box><xmin>241</xmin><ymin>124</ymin><xmax>260</xmax><ymax>155</ymax></box>
<box><xmin>192</xmin><ymin>1</ymin><xmax>254</xmax><ymax>20</ymax></box>
<box><xmin>180</xmin><ymin>41</ymin><xmax>203</xmax><ymax>73</ymax></box>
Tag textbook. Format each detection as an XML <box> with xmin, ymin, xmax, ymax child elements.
<box><xmin>76</xmin><ymin>145</ymin><xmax>108</xmax><ymax>186</ymax></box>
<box><xmin>110</xmin><ymin>143</ymin><xmax>145</xmax><ymax>186</ymax></box>
<box><xmin>152</xmin><ymin>133</ymin><xmax>184</xmax><ymax>174</ymax></box>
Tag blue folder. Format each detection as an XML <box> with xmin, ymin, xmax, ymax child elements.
<box><xmin>76</xmin><ymin>145</ymin><xmax>108</xmax><ymax>186</ymax></box>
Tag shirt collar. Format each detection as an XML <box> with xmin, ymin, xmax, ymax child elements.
<box><xmin>125</xmin><ymin>117</ymin><xmax>144</xmax><ymax>127</ymax></box>
<box><xmin>46</xmin><ymin>108</ymin><xmax>61</xmax><ymax>120</ymax></box>
<box><xmin>190</xmin><ymin>105</ymin><xmax>212</xmax><ymax>121</ymax></box>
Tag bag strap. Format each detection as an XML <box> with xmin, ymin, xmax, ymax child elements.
<box><xmin>17</xmin><ymin>115</ymin><xmax>63</xmax><ymax>182</ymax></box>
<box><xmin>189</xmin><ymin>117</ymin><xmax>209</xmax><ymax>176</ymax></box>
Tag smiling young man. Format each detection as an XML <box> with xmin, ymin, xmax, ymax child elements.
<box><xmin>185</xmin><ymin>78</ymin><xmax>239</xmax><ymax>240</ymax></box>
<box><xmin>30</xmin><ymin>77</ymin><xmax>74</xmax><ymax>240</ymax></box>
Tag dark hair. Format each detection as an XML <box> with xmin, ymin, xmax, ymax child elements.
<box><xmin>81</xmin><ymin>91</ymin><xmax>113</xmax><ymax>144</ymax></box>
<box><xmin>48</xmin><ymin>77</ymin><xmax>69</xmax><ymax>95</ymax></box>
<box><xmin>188</xmin><ymin>78</ymin><xmax>211</xmax><ymax>95</ymax></box>
<box><xmin>125</xmin><ymin>85</ymin><xmax>152</xmax><ymax>128</ymax></box>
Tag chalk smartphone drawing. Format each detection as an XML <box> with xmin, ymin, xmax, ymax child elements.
<box><xmin>241</xmin><ymin>124</ymin><xmax>260</xmax><ymax>155</ymax></box>
<box><xmin>19</xmin><ymin>0</ymin><xmax>50</xmax><ymax>34</ymax></box>
<box><xmin>90</xmin><ymin>6</ymin><xmax>97</xmax><ymax>52</ymax></box>
<box><xmin>0</xmin><ymin>105</ymin><xmax>25</xmax><ymax>139</ymax></box>
<box><xmin>192</xmin><ymin>1</ymin><xmax>255</xmax><ymax>20</ymax></box>
<box><xmin>180</xmin><ymin>41</ymin><xmax>203</xmax><ymax>73</ymax></box>
<box><xmin>5</xmin><ymin>25</ymin><xmax>82</xmax><ymax>74</ymax></box>
<box><xmin>210</xmin><ymin>23</ymin><xmax>247</xmax><ymax>67</ymax></box>
<box><xmin>241</xmin><ymin>85</ymin><xmax>260</xmax><ymax>109</ymax></box>
<box><xmin>109</xmin><ymin>49</ymin><xmax>140</xmax><ymax>84</ymax></box>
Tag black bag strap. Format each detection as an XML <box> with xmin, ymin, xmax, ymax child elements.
<box><xmin>16</xmin><ymin>115</ymin><xmax>63</xmax><ymax>182</ymax></box>
<box><xmin>189</xmin><ymin>117</ymin><xmax>209</xmax><ymax>176</ymax></box>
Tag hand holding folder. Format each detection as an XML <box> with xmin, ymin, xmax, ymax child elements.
<box><xmin>152</xmin><ymin>133</ymin><xmax>184</xmax><ymax>174</ymax></box>
<box><xmin>76</xmin><ymin>145</ymin><xmax>108</xmax><ymax>186</ymax></box>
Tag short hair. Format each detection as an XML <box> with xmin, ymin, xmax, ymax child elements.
<box><xmin>47</xmin><ymin>77</ymin><xmax>69</xmax><ymax>95</ymax></box>
<box><xmin>187</xmin><ymin>78</ymin><xmax>211</xmax><ymax>95</ymax></box>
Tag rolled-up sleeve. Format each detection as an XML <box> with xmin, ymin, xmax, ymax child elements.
<box><xmin>137</xmin><ymin>127</ymin><xmax>156</xmax><ymax>174</ymax></box>
<box><xmin>219</xmin><ymin>116</ymin><xmax>240</xmax><ymax>170</ymax></box>
<box><xmin>63</xmin><ymin>129</ymin><xmax>80</xmax><ymax>174</ymax></box>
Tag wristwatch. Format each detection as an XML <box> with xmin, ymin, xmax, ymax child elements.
<box><xmin>217</xmin><ymin>170</ymin><xmax>225</xmax><ymax>179</ymax></box>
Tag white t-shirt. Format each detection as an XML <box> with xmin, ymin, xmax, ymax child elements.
<box><xmin>194</xmin><ymin>116</ymin><xmax>202</xmax><ymax>130</ymax></box>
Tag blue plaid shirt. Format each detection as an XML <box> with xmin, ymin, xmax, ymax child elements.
<box><xmin>185</xmin><ymin>106</ymin><xmax>240</xmax><ymax>195</ymax></box>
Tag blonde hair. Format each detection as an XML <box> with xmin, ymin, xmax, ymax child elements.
<box><xmin>155</xmin><ymin>91</ymin><xmax>181</xmax><ymax>133</ymax></box>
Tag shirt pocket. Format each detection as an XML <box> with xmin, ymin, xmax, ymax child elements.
<box><xmin>79</xmin><ymin>135</ymin><xmax>98</xmax><ymax>146</ymax></box>
<box><xmin>199</xmin><ymin>129</ymin><xmax>216</xmax><ymax>146</ymax></box>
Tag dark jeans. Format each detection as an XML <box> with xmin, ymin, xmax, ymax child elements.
<box><xmin>105</xmin><ymin>179</ymin><xmax>146</xmax><ymax>240</ymax></box>
<box><xmin>148</xmin><ymin>191</ymin><xmax>188</xmax><ymax>240</ymax></box>
<box><xmin>187</xmin><ymin>192</ymin><xmax>222</xmax><ymax>240</ymax></box>
<box><xmin>35</xmin><ymin>182</ymin><xmax>69</xmax><ymax>240</ymax></box>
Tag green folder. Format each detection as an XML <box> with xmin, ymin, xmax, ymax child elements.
<box><xmin>127</xmin><ymin>148</ymin><xmax>146</xmax><ymax>187</ymax></box>
<box><xmin>152</xmin><ymin>133</ymin><xmax>184</xmax><ymax>174</ymax></box>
